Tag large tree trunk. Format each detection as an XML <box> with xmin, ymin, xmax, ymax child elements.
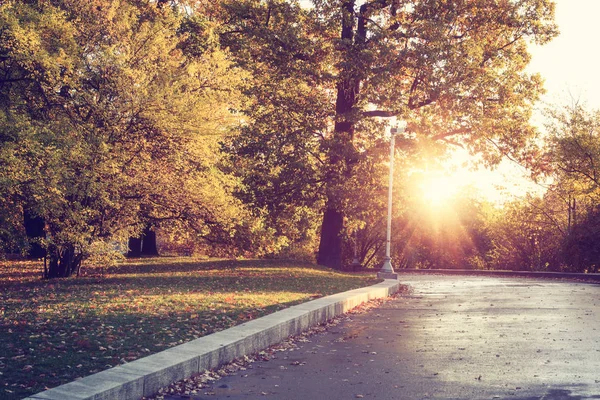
<box><xmin>127</xmin><ymin>225</ymin><xmax>158</xmax><ymax>257</ymax></box>
<box><xmin>140</xmin><ymin>226</ymin><xmax>159</xmax><ymax>256</ymax></box>
<box><xmin>127</xmin><ymin>237</ymin><xmax>142</xmax><ymax>257</ymax></box>
<box><xmin>316</xmin><ymin>0</ymin><xmax>360</xmax><ymax>270</ymax></box>
<box><xmin>23</xmin><ymin>210</ymin><xmax>46</xmax><ymax>259</ymax></box>
<box><xmin>317</xmin><ymin>206</ymin><xmax>344</xmax><ymax>269</ymax></box>
<box><xmin>44</xmin><ymin>244</ymin><xmax>82</xmax><ymax>279</ymax></box>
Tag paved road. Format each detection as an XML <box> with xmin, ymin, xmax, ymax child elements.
<box><xmin>194</xmin><ymin>275</ymin><xmax>600</xmax><ymax>399</ymax></box>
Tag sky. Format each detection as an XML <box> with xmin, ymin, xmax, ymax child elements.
<box><xmin>468</xmin><ymin>0</ymin><xmax>600</xmax><ymax>203</ymax></box>
<box><xmin>528</xmin><ymin>0</ymin><xmax>600</xmax><ymax>111</ymax></box>
<box><xmin>435</xmin><ymin>0</ymin><xmax>600</xmax><ymax>205</ymax></box>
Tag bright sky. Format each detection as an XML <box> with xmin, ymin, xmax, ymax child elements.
<box><xmin>528</xmin><ymin>0</ymin><xmax>600</xmax><ymax>110</ymax></box>
<box><xmin>443</xmin><ymin>0</ymin><xmax>600</xmax><ymax>205</ymax></box>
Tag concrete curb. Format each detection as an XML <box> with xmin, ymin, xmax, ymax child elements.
<box><xmin>398</xmin><ymin>268</ymin><xmax>600</xmax><ymax>282</ymax></box>
<box><xmin>24</xmin><ymin>279</ymin><xmax>400</xmax><ymax>400</ymax></box>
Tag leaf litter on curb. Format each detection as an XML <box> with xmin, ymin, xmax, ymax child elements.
<box><xmin>143</xmin><ymin>294</ymin><xmax>404</xmax><ymax>400</ymax></box>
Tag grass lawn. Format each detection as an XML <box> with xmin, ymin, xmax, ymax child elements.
<box><xmin>0</xmin><ymin>257</ymin><xmax>380</xmax><ymax>400</ymax></box>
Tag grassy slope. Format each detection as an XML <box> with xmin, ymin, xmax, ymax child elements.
<box><xmin>0</xmin><ymin>257</ymin><xmax>379</xmax><ymax>399</ymax></box>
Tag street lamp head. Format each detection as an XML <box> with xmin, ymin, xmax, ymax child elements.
<box><xmin>390</xmin><ymin>121</ymin><xmax>407</xmax><ymax>136</ymax></box>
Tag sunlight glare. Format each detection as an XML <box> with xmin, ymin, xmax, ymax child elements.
<box><xmin>416</xmin><ymin>148</ymin><xmax>546</xmax><ymax>207</ymax></box>
<box><xmin>419</xmin><ymin>174</ymin><xmax>460</xmax><ymax>208</ymax></box>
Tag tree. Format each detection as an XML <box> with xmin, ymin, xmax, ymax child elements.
<box><xmin>543</xmin><ymin>102</ymin><xmax>600</xmax><ymax>271</ymax></box>
<box><xmin>546</xmin><ymin>103</ymin><xmax>600</xmax><ymax>193</ymax></box>
<box><xmin>486</xmin><ymin>197</ymin><xmax>562</xmax><ymax>271</ymax></box>
<box><xmin>0</xmin><ymin>0</ymin><xmax>246</xmax><ymax>277</ymax></box>
<box><xmin>222</xmin><ymin>0</ymin><xmax>557</xmax><ymax>269</ymax></box>
<box><xmin>317</xmin><ymin>0</ymin><xmax>557</xmax><ymax>269</ymax></box>
<box><xmin>562</xmin><ymin>206</ymin><xmax>600</xmax><ymax>273</ymax></box>
<box><xmin>127</xmin><ymin>225</ymin><xmax>158</xmax><ymax>258</ymax></box>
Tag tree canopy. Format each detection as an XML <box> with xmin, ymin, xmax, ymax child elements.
<box><xmin>0</xmin><ymin>0</ymin><xmax>250</xmax><ymax>277</ymax></box>
<box><xmin>12</xmin><ymin>0</ymin><xmax>600</xmax><ymax>277</ymax></box>
<box><xmin>222</xmin><ymin>0</ymin><xmax>557</xmax><ymax>269</ymax></box>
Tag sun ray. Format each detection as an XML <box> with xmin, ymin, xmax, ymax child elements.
<box><xmin>419</xmin><ymin>174</ymin><xmax>460</xmax><ymax>209</ymax></box>
<box><xmin>398</xmin><ymin>164</ymin><xmax>485</xmax><ymax>269</ymax></box>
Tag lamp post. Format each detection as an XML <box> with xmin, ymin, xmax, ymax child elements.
<box><xmin>377</xmin><ymin>124</ymin><xmax>404</xmax><ymax>280</ymax></box>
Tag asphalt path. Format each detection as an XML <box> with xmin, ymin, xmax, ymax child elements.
<box><xmin>177</xmin><ymin>274</ymin><xmax>600</xmax><ymax>400</ymax></box>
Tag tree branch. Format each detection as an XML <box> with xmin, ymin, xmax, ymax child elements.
<box><xmin>362</xmin><ymin>110</ymin><xmax>398</xmax><ymax>118</ymax></box>
<box><xmin>408</xmin><ymin>92</ymin><xmax>439</xmax><ymax>110</ymax></box>
<box><xmin>431</xmin><ymin>128</ymin><xmax>470</xmax><ymax>141</ymax></box>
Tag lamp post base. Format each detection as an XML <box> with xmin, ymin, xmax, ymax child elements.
<box><xmin>377</xmin><ymin>271</ymin><xmax>398</xmax><ymax>280</ymax></box>
<box><xmin>378</xmin><ymin>256</ymin><xmax>398</xmax><ymax>280</ymax></box>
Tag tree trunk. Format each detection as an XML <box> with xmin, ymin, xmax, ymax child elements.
<box><xmin>315</xmin><ymin>7</ymin><xmax>357</xmax><ymax>269</ymax></box>
<box><xmin>317</xmin><ymin>207</ymin><xmax>344</xmax><ymax>269</ymax></box>
<box><xmin>316</xmin><ymin>1</ymin><xmax>371</xmax><ymax>270</ymax></box>
<box><xmin>23</xmin><ymin>210</ymin><xmax>46</xmax><ymax>258</ymax></box>
<box><xmin>127</xmin><ymin>225</ymin><xmax>159</xmax><ymax>257</ymax></box>
<box><xmin>140</xmin><ymin>226</ymin><xmax>159</xmax><ymax>256</ymax></box>
<box><xmin>44</xmin><ymin>244</ymin><xmax>82</xmax><ymax>279</ymax></box>
<box><xmin>127</xmin><ymin>237</ymin><xmax>142</xmax><ymax>257</ymax></box>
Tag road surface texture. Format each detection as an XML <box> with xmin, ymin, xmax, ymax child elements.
<box><xmin>166</xmin><ymin>274</ymin><xmax>600</xmax><ymax>400</ymax></box>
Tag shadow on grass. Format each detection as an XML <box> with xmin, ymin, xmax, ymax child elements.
<box><xmin>1</xmin><ymin>257</ymin><xmax>339</xmax><ymax>287</ymax></box>
<box><xmin>0</xmin><ymin>259</ymin><xmax>44</xmax><ymax>282</ymax></box>
<box><xmin>0</xmin><ymin>257</ymin><xmax>378</xmax><ymax>400</ymax></box>
<box><xmin>2</xmin><ymin>274</ymin><xmax>372</xmax><ymax>306</ymax></box>
<box><xmin>0</xmin><ymin>258</ymin><xmax>322</xmax><ymax>285</ymax></box>
<box><xmin>0</xmin><ymin>294</ymin><xmax>304</xmax><ymax>400</ymax></box>
<box><xmin>103</xmin><ymin>258</ymin><xmax>318</xmax><ymax>275</ymax></box>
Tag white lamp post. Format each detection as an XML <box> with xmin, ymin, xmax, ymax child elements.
<box><xmin>377</xmin><ymin>123</ymin><xmax>404</xmax><ymax>280</ymax></box>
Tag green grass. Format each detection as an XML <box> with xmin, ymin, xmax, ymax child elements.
<box><xmin>0</xmin><ymin>257</ymin><xmax>379</xmax><ymax>399</ymax></box>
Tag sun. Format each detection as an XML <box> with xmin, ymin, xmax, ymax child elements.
<box><xmin>419</xmin><ymin>174</ymin><xmax>460</xmax><ymax>208</ymax></box>
<box><xmin>409</xmin><ymin>147</ymin><xmax>545</xmax><ymax>210</ymax></box>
